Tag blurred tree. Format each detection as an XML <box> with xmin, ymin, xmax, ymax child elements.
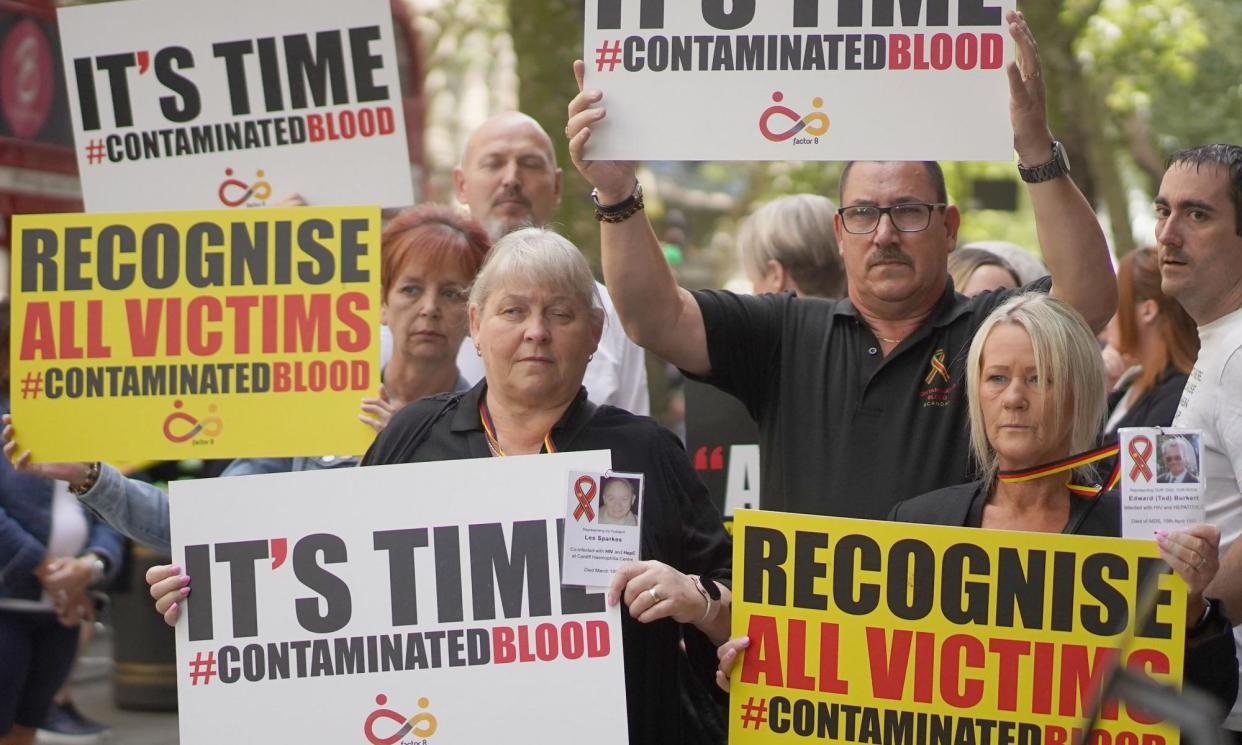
<box><xmin>507</xmin><ymin>0</ymin><xmax>599</xmax><ymax>263</ymax></box>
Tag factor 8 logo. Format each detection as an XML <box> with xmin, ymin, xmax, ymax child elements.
<box><xmin>759</xmin><ymin>91</ymin><xmax>829</xmax><ymax>144</ymax></box>
<box><xmin>217</xmin><ymin>167</ymin><xmax>272</xmax><ymax>207</ymax></box>
<box><xmin>363</xmin><ymin>694</ymin><xmax>437</xmax><ymax>745</ymax></box>
<box><xmin>162</xmin><ymin>400</ymin><xmax>223</xmax><ymax>443</ymax></box>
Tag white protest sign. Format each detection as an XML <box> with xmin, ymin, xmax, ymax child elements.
<box><xmin>169</xmin><ymin>451</ymin><xmax>627</xmax><ymax>745</ymax></box>
<box><xmin>583</xmin><ymin>0</ymin><xmax>1016</xmax><ymax>161</ymax></box>
<box><xmin>1119</xmin><ymin>427</ymin><xmax>1206</xmax><ymax>538</ymax></box>
<box><xmin>58</xmin><ymin>0</ymin><xmax>413</xmax><ymax>211</ymax></box>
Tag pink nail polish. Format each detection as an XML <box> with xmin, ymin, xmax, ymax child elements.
<box><xmin>169</xmin><ymin>602</ymin><xmax>178</xmax><ymax>614</ymax></box>
<box><xmin>180</xmin><ymin>575</ymin><xmax>191</xmax><ymax>585</ymax></box>
<box><xmin>180</xmin><ymin>586</ymin><xmax>190</xmax><ymax>596</ymax></box>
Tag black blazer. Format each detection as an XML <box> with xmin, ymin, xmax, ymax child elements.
<box><xmin>890</xmin><ymin>481</ymin><xmax>1239</xmax><ymax>716</ymax></box>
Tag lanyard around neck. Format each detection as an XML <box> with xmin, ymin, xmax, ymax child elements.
<box><xmin>997</xmin><ymin>444</ymin><xmax>1121</xmax><ymax>497</ymax></box>
<box><xmin>478</xmin><ymin>398</ymin><xmax>556</xmax><ymax>457</ymax></box>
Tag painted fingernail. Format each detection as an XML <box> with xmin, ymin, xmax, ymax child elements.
<box><xmin>180</xmin><ymin>586</ymin><xmax>190</xmax><ymax>597</ymax></box>
<box><xmin>180</xmin><ymin>575</ymin><xmax>191</xmax><ymax>585</ymax></box>
<box><xmin>168</xmin><ymin>602</ymin><xmax>178</xmax><ymax>614</ymax></box>
<box><xmin>170</xmin><ymin>564</ymin><xmax>181</xmax><ymax>573</ymax></box>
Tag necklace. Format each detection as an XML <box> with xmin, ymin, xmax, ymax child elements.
<box><xmin>875</xmin><ymin>334</ymin><xmax>903</xmax><ymax>344</ymax></box>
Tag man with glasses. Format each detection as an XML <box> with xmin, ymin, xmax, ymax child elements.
<box><xmin>564</xmin><ymin>10</ymin><xmax>1116</xmax><ymax>518</ymax></box>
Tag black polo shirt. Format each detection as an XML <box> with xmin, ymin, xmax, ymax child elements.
<box><xmin>689</xmin><ymin>275</ymin><xmax>1052</xmax><ymax>519</ymax></box>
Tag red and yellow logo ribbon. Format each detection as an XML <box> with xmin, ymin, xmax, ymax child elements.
<box><xmin>925</xmin><ymin>349</ymin><xmax>950</xmax><ymax>385</ymax></box>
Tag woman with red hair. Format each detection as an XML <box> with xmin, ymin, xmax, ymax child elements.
<box><xmin>1102</xmin><ymin>246</ymin><xmax>1201</xmax><ymax>438</ymax></box>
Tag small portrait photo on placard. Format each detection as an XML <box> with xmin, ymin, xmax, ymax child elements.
<box><xmin>597</xmin><ymin>475</ymin><xmax>641</xmax><ymax>527</ymax></box>
<box><xmin>1156</xmin><ymin>433</ymin><xmax>1201</xmax><ymax>485</ymax></box>
<box><xmin>562</xmin><ymin>471</ymin><xmax>644</xmax><ymax>587</ymax></box>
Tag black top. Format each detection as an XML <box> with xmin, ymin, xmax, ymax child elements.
<box><xmin>363</xmin><ymin>382</ymin><xmax>732</xmax><ymax>745</ymax></box>
<box><xmin>890</xmin><ymin>481</ymin><xmax>1239</xmax><ymax>713</ymax></box>
<box><xmin>887</xmin><ymin>480</ymin><xmax>1119</xmax><ymax>533</ymax></box>
<box><xmin>690</xmin><ymin>276</ymin><xmax>1052</xmax><ymax>518</ymax></box>
<box><xmin>1102</xmin><ymin>366</ymin><xmax>1190</xmax><ymax>442</ymax></box>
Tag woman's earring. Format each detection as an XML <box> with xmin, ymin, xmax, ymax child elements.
<box><xmin>475</xmin><ymin>346</ymin><xmax>482</xmax><ymax>357</ymax></box>
<box><xmin>587</xmin><ymin>353</ymin><xmax>594</xmax><ymax>362</ymax></box>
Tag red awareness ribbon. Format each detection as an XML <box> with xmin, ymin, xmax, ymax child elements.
<box><xmin>1128</xmin><ymin>436</ymin><xmax>1154</xmax><ymax>481</ymax></box>
<box><xmin>573</xmin><ymin>475</ymin><xmax>597</xmax><ymax>521</ymax></box>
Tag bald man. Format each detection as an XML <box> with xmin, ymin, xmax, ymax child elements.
<box><xmin>450</xmin><ymin>111</ymin><xmax>649</xmax><ymax>414</ymax></box>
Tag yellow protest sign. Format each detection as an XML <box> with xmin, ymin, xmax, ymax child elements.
<box><xmin>12</xmin><ymin>207</ymin><xmax>381</xmax><ymax>461</ymax></box>
<box><xmin>730</xmin><ymin>510</ymin><xmax>1185</xmax><ymax>745</ymax></box>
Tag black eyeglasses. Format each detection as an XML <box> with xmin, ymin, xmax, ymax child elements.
<box><xmin>837</xmin><ymin>202</ymin><xmax>947</xmax><ymax>234</ymax></box>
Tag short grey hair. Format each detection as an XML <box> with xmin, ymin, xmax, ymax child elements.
<box><xmin>469</xmin><ymin>227</ymin><xmax>601</xmax><ymax>314</ymax></box>
<box><xmin>737</xmin><ymin>194</ymin><xmax>845</xmax><ymax>298</ymax></box>
<box><xmin>966</xmin><ymin>293</ymin><xmax>1107</xmax><ymax>487</ymax></box>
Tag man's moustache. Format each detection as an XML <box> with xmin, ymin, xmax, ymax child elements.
<box><xmin>493</xmin><ymin>192</ymin><xmax>532</xmax><ymax>210</ymax></box>
<box><xmin>866</xmin><ymin>248</ymin><xmax>913</xmax><ymax>268</ymax></box>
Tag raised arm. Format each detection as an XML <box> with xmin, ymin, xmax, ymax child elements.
<box><xmin>566</xmin><ymin>60</ymin><xmax>711</xmax><ymax>376</ymax></box>
<box><xmin>1008</xmin><ymin>10</ymin><xmax>1116</xmax><ymax>331</ymax></box>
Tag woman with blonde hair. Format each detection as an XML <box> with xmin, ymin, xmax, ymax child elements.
<box><xmin>737</xmin><ymin>194</ymin><xmax>845</xmax><ymax>298</ymax></box>
<box><xmin>947</xmin><ymin>246</ymin><xmax>1022</xmax><ymax>297</ymax></box>
<box><xmin>717</xmin><ymin>293</ymin><xmax>1237</xmax><ymax>710</ymax></box>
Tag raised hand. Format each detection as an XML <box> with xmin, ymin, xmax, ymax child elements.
<box><xmin>567</xmin><ymin>59</ymin><xmax>638</xmax><ymax>204</ymax></box>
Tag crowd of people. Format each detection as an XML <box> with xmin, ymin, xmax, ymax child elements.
<box><xmin>3</xmin><ymin>8</ymin><xmax>1242</xmax><ymax>745</ymax></box>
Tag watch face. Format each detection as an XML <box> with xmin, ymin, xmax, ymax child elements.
<box><xmin>1055</xmin><ymin>142</ymin><xmax>1070</xmax><ymax>172</ymax></box>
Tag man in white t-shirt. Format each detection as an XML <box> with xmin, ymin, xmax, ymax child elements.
<box><xmin>1159</xmin><ymin>144</ymin><xmax>1242</xmax><ymax>732</ymax></box>
<box><xmin>449</xmin><ymin>111</ymin><xmax>648</xmax><ymax>414</ymax></box>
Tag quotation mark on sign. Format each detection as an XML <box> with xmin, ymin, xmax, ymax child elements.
<box><xmin>740</xmin><ymin>697</ymin><xmax>768</xmax><ymax>730</ymax></box>
<box><xmin>694</xmin><ymin>446</ymin><xmax>724</xmax><ymax>472</ymax></box>
<box><xmin>136</xmin><ymin>50</ymin><xmax>150</xmax><ymax>74</ymax></box>
<box><xmin>84</xmin><ymin>140</ymin><xmax>105</xmax><ymax>164</ymax></box>
<box><xmin>188</xmin><ymin>651</ymin><xmax>217</xmax><ymax>686</ymax></box>
<box><xmin>594</xmin><ymin>40</ymin><xmax>623</xmax><ymax>72</ymax></box>
<box><xmin>271</xmin><ymin>538</ymin><xmax>288</xmax><ymax>570</ymax></box>
<box><xmin>19</xmin><ymin>372</ymin><xmax>43</xmax><ymax>399</ymax></box>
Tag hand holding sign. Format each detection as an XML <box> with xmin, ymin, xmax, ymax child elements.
<box><xmin>148</xmin><ymin>563</ymin><xmax>190</xmax><ymax>627</ymax></box>
<box><xmin>1155</xmin><ymin>524</ymin><xmax>1220</xmax><ymax>624</ymax></box>
<box><xmin>715</xmin><ymin>635</ymin><xmax>750</xmax><ymax>693</ymax></box>
<box><xmin>568</xmin><ymin>59</ymin><xmax>637</xmax><ymax>204</ymax></box>
<box><xmin>607</xmin><ymin>559</ymin><xmax>705</xmax><ymax>626</ymax></box>
<box><xmin>2</xmin><ymin>415</ymin><xmax>93</xmax><ymax>488</ymax></box>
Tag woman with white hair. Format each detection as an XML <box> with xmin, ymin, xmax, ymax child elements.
<box><xmin>737</xmin><ymin>194</ymin><xmax>845</xmax><ymax>299</ymax></box>
<box><xmin>152</xmin><ymin>228</ymin><xmax>734</xmax><ymax>743</ymax></box>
